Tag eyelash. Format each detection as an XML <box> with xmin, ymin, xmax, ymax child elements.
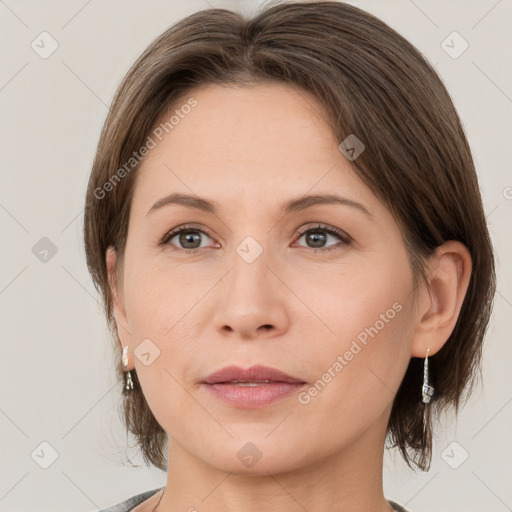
<box><xmin>160</xmin><ymin>223</ymin><xmax>352</xmax><ymax>254</ymax></box>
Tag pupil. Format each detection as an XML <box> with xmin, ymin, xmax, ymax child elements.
<box><xmin>308</xmin><ymin>231</ymin><xmax>326</xmax><ymax>248</ymax></box>
<box><xmin>181</xmin><ymin>232</ymin><xmax>200</xmax><ymax>248</ymax></box>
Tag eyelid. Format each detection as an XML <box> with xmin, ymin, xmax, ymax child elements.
<box><xmin>160</xmin><ymin>222</ymin><xmax>352</xmax><ymax>252</ymax></box>
<box><xmin>295</xmin><ymin>223</ymin><xmax>352</xmax><ymax>243</ymax></box>
<box><xmin>160</xmin><ymin>223</ymin><xmax>216</xmax><ymax>246</ymax></box>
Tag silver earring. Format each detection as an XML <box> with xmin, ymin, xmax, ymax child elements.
<box><xmin>422</xmin><ymin>347</ymin><xmax>434</xmax><ymax>403</ymax></box>
<box><xmin>125</xmin><ymin>371</ymin><xmax>134</xmax><ymax>391</ymax></box>
<box><xmin>121</xmin><ymin>346</ymin><xmax>134</xmax><ymax>391</ymax></box>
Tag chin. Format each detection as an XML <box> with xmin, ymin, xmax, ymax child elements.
<box><xmin>189</xmin><ymin>435</ymin><xmax>312</xmax><ymax>476</ymax></box>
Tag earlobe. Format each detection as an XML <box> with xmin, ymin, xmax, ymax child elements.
<box><xmin>411</xmin><ymin>240</ymin><xmax>472</xmax><ymax>358</ymax></box>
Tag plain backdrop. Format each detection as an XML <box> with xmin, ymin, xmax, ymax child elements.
<box><xmin>0</xmin><ymin>1</ymin><xmax>511</xmax><ymax>511</ymax></box>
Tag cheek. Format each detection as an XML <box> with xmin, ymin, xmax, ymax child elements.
<box><xmin>122</xmin><ymin>260</ymin><xmax>205</xmax><ymax>394</ymax></box>
<box><xmin>295</xmin><ymin>259</ymin><xmax>414</xmax><ymax>411</ymax></box>
<box><xmin>123</xmin><ymin>257</ymin><xmax>197</xmax><ymax>338</ymax></box>
<box><xmin>296</xmin><ymin>252</ymin><xmax>411</xmax><ymax>348</ymax></box>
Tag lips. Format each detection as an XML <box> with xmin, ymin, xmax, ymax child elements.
<box><xmin>202</xmin><ymin>364</ymin><xmax>306</xmax><ymax>385</ymax></box>
<box><xmin>201</xmin><ymin>365</ymin><xmax>307</xmax><ymax>408</ymax></box>
<box><xmin>201</xmin><ymin>365</ymin><xmax>306</xmax><ymax>409</ymax></box>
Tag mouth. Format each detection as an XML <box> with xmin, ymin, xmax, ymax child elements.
<box><xmin>201</xmin><ymin>365</ymin><xmax>307</xmax><ymax>408</ymax></box>
<box><xmin>219</xmin><ymin>380</ymin><xmax>274</xmax><ymax>386</ymax></box>
<box><xmin>202</xmin><ymin>364</ymin><xmax>306</xmax><ymax>385</ymax></box>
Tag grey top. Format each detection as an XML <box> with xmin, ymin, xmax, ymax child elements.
<box><xmin>98</xmin><ymin>487</ymin><xmax>163</xmax><ymax>512</ymax></box>
<box><xmin>98</xmin><ymin>487</ymin><xmax>410</xmax><ymax>511</ymax></box>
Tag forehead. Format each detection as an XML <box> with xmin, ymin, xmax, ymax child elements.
<box><xmin>144</xmin><ymin>81</ymin><xmax>335</xmax><ymax>170</ymax></box>
<box><xmin>131</xmin><ymin>82</ymin><xmax>381</xmax><ymax>220</ymax></box>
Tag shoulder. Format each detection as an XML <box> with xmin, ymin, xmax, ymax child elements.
<box><xmin>388</xmin><ymin>499</ymin><xmax>411</xmax><ymax>512</ymax></box>
<box><xmin>98</xmin><ymin>487</ymin><xmax>164</xmax><ymax>512</ymax></box>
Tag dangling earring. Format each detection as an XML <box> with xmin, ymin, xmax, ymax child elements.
<box><xmin>122</xmin><ymin>345</ymin><xmax>134</xmax><ymax>391</ymax></box>
<box><xmin>125</xmin><ymin>371</ymin><xmax>134</xmax><ymax>391</ymax></box>
<box><xmin>421</xmin><ymin>347</ymin><xmax>434</xmax><ymax>403</ymax></box>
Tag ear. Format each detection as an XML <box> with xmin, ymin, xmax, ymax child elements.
<box><xmin>106</xmin><ymin>246</ymin><xmax>133</xmax><ymax>369</ymax></box>
<box><xmin>410</xmin><ymin>240</ymin><xmax>472</xmax><ymax>358</ymax></box>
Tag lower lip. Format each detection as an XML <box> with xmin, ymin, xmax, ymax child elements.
<box><xmin>202</xmin><ymin>382</ymin><xmax>306</xmax><ymax>408</ymax></box>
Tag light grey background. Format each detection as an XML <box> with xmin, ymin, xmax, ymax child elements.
<box><xmin>0</xmin><ymin>1</ymin><xmax>510</xmax><ymax>511</ymax></box>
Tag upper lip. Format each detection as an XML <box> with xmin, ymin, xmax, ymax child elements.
<box><xmin>202</xmin><ymin>365</ymin><xmax>306</xmax><ymax>384</ymax></box>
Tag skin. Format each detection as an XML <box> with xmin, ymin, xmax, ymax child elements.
<box><xmin>106</xmin><ymin>82</ymin><xmax>472</xmax><ymax>512</ymax></box>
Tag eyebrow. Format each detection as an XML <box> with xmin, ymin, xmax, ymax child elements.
<box><xmin>146</xmin><ymin>192</ymin><xmax>372</xmax><ymax>218</ymax></box>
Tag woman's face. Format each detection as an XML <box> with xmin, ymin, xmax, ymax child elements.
<box><xmin>110</xmin><ymin>82</ymin><xmax>423</xmax><ymax>474</ymax></box>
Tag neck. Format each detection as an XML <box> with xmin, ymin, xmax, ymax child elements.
<box><xmin>155</xmin><ymin>406</ymin><xmax>393</xmax><ymax>512</ymax></box>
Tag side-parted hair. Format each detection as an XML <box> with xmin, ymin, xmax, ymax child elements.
<box><xmin>83</xmin><ymin>0</ymin><xmax>496</xmax><ymax>472</ymax></box>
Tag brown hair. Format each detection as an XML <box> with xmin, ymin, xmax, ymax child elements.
<box><xmin>83</xmin><ymin>0</ymin><xmax>496</xmax><ymax>472</ymax></box>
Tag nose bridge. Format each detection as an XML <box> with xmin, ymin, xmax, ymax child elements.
<box><xmin>213</xmin><ymin>230</ymin><xmax>288</xmax><ymax>337</ymax></box>
<box><xmin>228</xmin><ymin>232</ymin><xmax>273</xmax><ymax>303</ymax></box>
<box><xmin>225</xmin><ymin>205</ymin><xmax>273</xmax><ymax>284</ymax></box>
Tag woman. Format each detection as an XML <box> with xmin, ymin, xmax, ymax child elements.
<box><xmin>84</xmin><ymin>1</ymin><xmax>496</xmax><ymax>511</ymax></box>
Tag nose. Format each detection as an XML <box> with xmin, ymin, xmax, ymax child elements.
<box><xmin>213</xmin><ymin>242</ymin><xmax>290</xmax><ymax>341</ymax></box>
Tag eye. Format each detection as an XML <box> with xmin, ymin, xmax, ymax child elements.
<box><xmin>294</xmin><ymin>223</ymin><xmax>351</xmax><ymax>252</ymax></box>
<box><xmin>160</xmin><ymin>222</ymin><xmax>351</xmax><ymax>254</ymax></box>
<box><xmin>160</xmin><ymin>224</ymin><xmax>217</xmax><ymax>252</ymax></box>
